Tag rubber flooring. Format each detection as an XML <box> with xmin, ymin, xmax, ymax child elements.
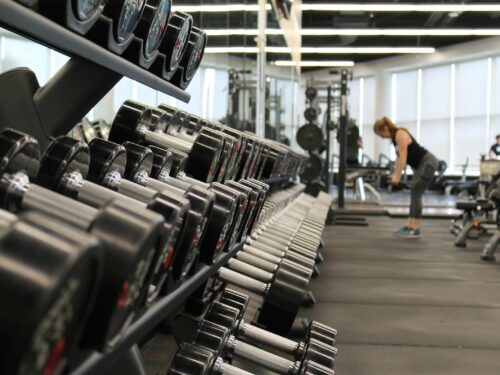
<box><xmin>300</xmin><ymin>217</ymin><xmax>500</xmax><ymax>374</ymax></box>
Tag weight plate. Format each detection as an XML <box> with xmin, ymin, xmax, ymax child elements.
<box><xmin>305</xmin><ymin>86</ymin><xmax>317</xmax><ymax>101</ymax></box>
<box><xmin>135</xmin><ymin>0</ymin><xmax>172</xmax><ymax>60</ymax></box>
<box><xmin>104</xmin><ymin>0</ymin><xmax>147</xmax><ymax>43</ymax></box>
<box><xmin>160</xmin><ymin>11</ymin><xmax>193</xmax><ymax>72</ymax></box>
<box><xmin>300</xmin><ymin>154</ymin><xmax>324</xmax><ymax>181</ymax></box>
<box><xmin>171</xmin><ymin>27</ymin><xmax>207</xmax><ymax>89</ymax></box>
<box><xmin>296</xmin><ymin>124</ymin><xmax>323</xmax><ymax>152</ymax></box>
<box><xmin>304</xmin><ymin>107</ymin><xmax>318</xmax><ymax>122</ymax></box>
<box><xmin>73</xmin><ymin>0</ymin><xmax>105</xmax><ymax>21</ymax></box>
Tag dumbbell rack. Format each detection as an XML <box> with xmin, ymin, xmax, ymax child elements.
<box><xmin>71</xmin><ymin>241</ymin><xmax>246</xmax><ymax>375</ymax></box>
<box><xmin>0</xmin><ymin>1</ymin><xmax>190</xmax><ymax>150</ymax></box>
<box><xmin>0</xmin><ymin>4</ymin><xmax>309</xmax><ymax>374</ymax></box>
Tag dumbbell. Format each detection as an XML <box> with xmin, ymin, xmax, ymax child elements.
<box><xmin>216</xmin><ymin>252</ymin><xmax>309</xmax><ymax>335</ymax></box>
<box><xmin>205</xmin><ymin>299</ymin><xmax>337</xmax><ymax>369</ymax></box>
<box><xmin>120</xmin><ymin>141</ymin><xmax>242</xmax><ymax>268</ymax></box>
<box><xmin>168</xmin><ymin>342</ymin><xmax>254</xmax><ymax>375</ymax></box>
<box><xmin>37</xmin><ymin>136</ymin><xmax>184</xmax><ymax>305</ymax></box>
<box><xmin>0</xmin><ymin>210</ymin><xmax>102</xmax><ymax>375</ymax></box>
<box><xmin>219</xmin><ymin>289</ymin><xmax>336</xmax><ymax>347</ymax></box>
<box><xmin>109</xmin><ymin>100</ymin><xmax>223</xmax><ymax>183</ymax></box>
<box><xmin>155</xmin><ymin>105</ymin><xmax>240</xmax><ymax>182</ymax></box>
<box><xmin>85</xmin><ymin>138</ymin><xmax>205</xmax><ymax>283</ymax></box>
<box><xmin>193</xmin><ymin>319</ymin><xmax>335</xmax><ymax>375</ymax></box>
<box><xmin>0</xmin><ymin>129</ymin><xmax>165</xmax><ymax>350</ymax></box>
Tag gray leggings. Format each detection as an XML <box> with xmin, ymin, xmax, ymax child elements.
<box><xmin>410</xmin><ymin>153</ymin><xmax>439</xmax><ymax>218</ymax></box>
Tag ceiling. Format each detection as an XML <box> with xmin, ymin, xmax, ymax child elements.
<box><xmin>175</xmin><ymin>0</ymin><xmax>500</xmax><ymax>66</ymax></box>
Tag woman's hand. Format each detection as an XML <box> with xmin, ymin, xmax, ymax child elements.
<box><xmin>390</xmin><ymin>174</ymin><xmax>401</xmax><ymax>185</ymax></box>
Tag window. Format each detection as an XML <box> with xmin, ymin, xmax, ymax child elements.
<box><xmin>454</xmin><ymin>59</ymin><xmax>489</xmax><ymax>168</ymax></box>
<box><xmin>420</xmin><ymin>64</ymin><xmax>451</xmax><ymax>165</ymax></box>
<box><xmin>395</xmin><ymin>70</ymin><xmax>418</xmax><ymax>137</ymax></box>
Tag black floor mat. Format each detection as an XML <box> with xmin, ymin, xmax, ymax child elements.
<box><xmin>299</xmin><ymin>216</ymin><xmax>500</xmax><ymax>374</ymax></box>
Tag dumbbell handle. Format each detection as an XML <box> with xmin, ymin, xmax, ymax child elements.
<box><xmin>217</xmin><ymin>267</ymin><xmax>269</xmax><ymax>296</ymax></box>
<box><xmin>22</xmin><ymin>179</ymin><xmax>96</xmax><ymax>230</ymax></box>
<box><xmin>243</xmin><ymin>244</ymin><xmax>283</xmax><ymax>262</ymax></box>
<box><xmin>226</xmin><ymin>258</ymin><xmax>274</xmax><ymax>283</ymax></box>
<box><xmin>235</xmin><ymin>251</ymin><xmax>278</xmax><ymax>273</ymax></box>
<box><xmin>144</xmin><ymin>128</ymin><xmax>193</xmax><ymax>154</ymax></box>
<box><xmin>63</xmin><ymin>171</ymin><xmax>148</xmax><ymax>210</ymax></box>
<box><xmin>104</xmin><ymin>171</ymin><xmax>158</xmax><ymax>203</ymax></box>
<box><xmin>227</xmin><ymin>336</ymin><xmax>298</xmax><ymax>374</ymax></box>
<box><xmin>238</xmin><ymin>320</ymin><xmax>300</xmax><ymax>355</ymax></box>
<box><xmin>213</xmin><ymin>357</ymin><xmax>254</xmax><ymax>375</ymax></box>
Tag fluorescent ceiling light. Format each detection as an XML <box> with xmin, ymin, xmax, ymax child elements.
<box><xmin>300</xmin><ymin>29</ymin><xmax>500</xmax><ymax>36</ymax></box>
<box><xmin>173</xmin><ymin>3</ymin><xmax>500</xmax><ymax>13</ymax></box>
<box><xmin>205</xmin><ymin>28</ymin><xmax>500</xmax><ymax>37</ymax></box>
<box><xmin>300</xmin><ymin>47</ymin><xmax>435</xmax><ymax>54</ymax></box>
<box><xmin>301</xmin><ymin>4</ymin><xmax>500</xmax><ymax>12</ymax></box>
<box><xmin>274</xmin><ymin>61</ymin><xmax>355</xmax><ymax>67</ymax></box>
<box><xmin>172</xmin><ymin>4</ymin><xmax>271</xmax><ymax>12</ymax></box>
<box><xmin>204</xmin><ymin>46</ymin><xmax>435</xmax><ymax>54</ymax></box>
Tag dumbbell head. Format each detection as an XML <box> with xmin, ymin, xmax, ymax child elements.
<box><xmin>219</xmin><ymin>289</ymin><xmax>250</xmax><ymax>316</ymax></box>
<box><xmin>86</xmin><ymin>138</ymin><xmax>127</xmax><ymax>184</ymax></box>
<box><xmin>0</xmin><ymin>210</ymin><xmax>102</xmax><ymax>375</ymax></box>
<box><xmin>171</xmin><ymin>27</ymin><xmax>207</xmax><ymax>89</ymax></box>
<box><xmin>168</xmin><ymin>342</ymin><xmax>215</xmax><ymax>375</ymax></box>
<box><xmin>149</xmin><ymin>145</ymin><xmax>173</xmax><ymax>180</ymax></box>
<box><xmin>160</xmin><ymin>11</ymin><xmax>193</xmax><ymax>73</ymax></box>
<box><xmin>194</xmin><ymin>319</ymin><xmax>231</xmax><ymax>357</ymax></box>
<box><xmin>204</xmin><ymin>301</ymin><xmax>241</xmax><ymax>333</ymax></box>
<box><xmin>121</xmin><ymin>141</ymin><xmax>153</xmax><ymax>179</ymax></box>
<box><xmin>0</xmin><ymin>129</ymin><xmax>40</xmax><ymax>179</ymax></box>
<box><xmin>37</xmin><ymin>136</ymin><xmax>90</xmax><ymax>196</ymax></box>
<box><xmin>168</xmin><ymin>149</ymin><xmax>189</xmax><ymax>177</ymax></box>
<box><xmin>307</xmin><ymin>321</ymin><xmax>337</xmax><ymax>347</ymax></box>
<box><xmin>108</xmin><ymin>100</ymin><xmax>153</xmax><ymax>145</ymax></box>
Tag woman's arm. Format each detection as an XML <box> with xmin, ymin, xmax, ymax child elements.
<box><xmin>392</xmin><ymin>130</ymin><xmax>412</xmax><ymax>183</ymax></box>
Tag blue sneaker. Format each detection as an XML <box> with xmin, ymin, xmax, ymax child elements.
<box><xmin>395</xmin><ymin>227</ymin><xmax>421</xmax><ymax>238</ymax></box>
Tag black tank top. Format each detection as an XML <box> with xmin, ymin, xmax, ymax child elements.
<box><xmin>391</xmin><ymin>129</ymin><xmax>428</xmax><ymax>169</ymax></box>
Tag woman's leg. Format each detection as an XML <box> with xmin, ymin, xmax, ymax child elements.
<box><xmin>408</xmin><ymin>154</ymin><xmax>439</xmax><ymax>229</ymax></box>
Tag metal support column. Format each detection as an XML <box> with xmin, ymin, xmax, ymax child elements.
<box><xmin>338</xmin><ymin>70</ymin><xmax>348</xmax><ymax>208</ymax></box>
<box><xmin>255</xmin><ymin>0</ymin><xmax>267</xmax><ymax>138</ymax></box>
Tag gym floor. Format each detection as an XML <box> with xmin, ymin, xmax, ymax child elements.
<box><xmin>301</xmin><ymin>216</ymin><xmax>500</xmax><ymax>374</ymax></box>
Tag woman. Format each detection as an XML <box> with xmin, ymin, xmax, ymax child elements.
<box><xmin>374</xmin><ymin>117</ymin><xmax>439</xmax><ymax>238</ymax></box>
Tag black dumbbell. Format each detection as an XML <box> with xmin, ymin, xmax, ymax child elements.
<box><xmin>216</xmin><ymin>257</ymin><xmax>309</xmax><ymax>335</ymax></box>
<box><xmin>37</xmin><ymin>136</ymin><xmax>182</xmax><ymax>305</ymax></box>
<box><xmin>168</xmin><ymin>342</ymin><xmax>255</xmax><ymax>375</ymax></box>
<box><xmin>155</xmin><ymin>105</ymin><xmax>240</xmax><ymax>182</ymax></box>
<box><xmin>208</xmin><ymin>290</ymin><xmax>337</xmax><ymax>366</ymax></box>
<box><xmin>205</xmin><ymin>302</ymin><xmax>336</xmax><ymax>370</ymax></box>
<box><xmin>120</xmin><ymin>141</ymin><xmax>240</xmax><ymax>268</ymax></box>
<box><xmin>0</xmin><ymin>210</ymin><xmax>102</xmax><ymax>375</ymax></box>
<box><xmin>85</xmin><ymin>138</ymin><xmax>205</xmax><ymax>283</ymax></box>
<box><xmin>0</xmin><ymin>129</ymin><xmax>165</xmax><ymax>350</ymax></box>
<box><xmin>193</xmin><ymin>319</ymin><xmax>335</xmax><ymax>375</ymax></box>
<box><xmin>109</xmin><ymin>100</ymin><xmax>224</xmax><ymax>183</ymax></box>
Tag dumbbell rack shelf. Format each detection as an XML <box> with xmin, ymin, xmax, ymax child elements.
<box><xmin>0</xmin><ymin>1</ymin><xmax>190</xmax><ymax>149</ymax></box>
<box><xmin>70</xmin><ymin>239</ymin><xmax>246</xmax><ymax>375</ymax></box>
